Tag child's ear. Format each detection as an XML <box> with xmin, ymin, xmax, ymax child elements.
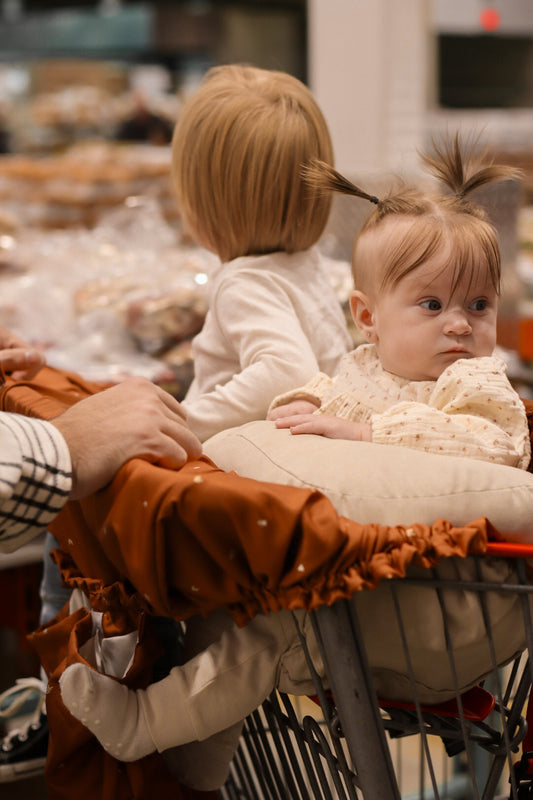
<box><xmin>350</xmin><ymin>290</ymin><xmax>376</xmax><ymax>341</ymax></box>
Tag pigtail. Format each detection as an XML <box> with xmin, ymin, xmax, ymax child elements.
<box><xmin>302</xmin><ymin>159</ymin><xmax>379</xmax><ymax>206</ymax></box>
<box><xmin>421</xmin><ymin>133</ymin><xmax>522</xmax><ymax>200</ymax></box>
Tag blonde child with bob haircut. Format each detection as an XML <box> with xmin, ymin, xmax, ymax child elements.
<box><xmin>175</xmin><ymin>64</ymin><xmax>352</xmax><ymax>442</ymax></box>
<box><xmin>59</xmin><ymin>136</ymin><xmax>530</xmax><ymax>790</ymax></box>
<box><xmin>172</xmin><ymin>64</ymin><xmax>334</xmax><ymax>262</ymax></box>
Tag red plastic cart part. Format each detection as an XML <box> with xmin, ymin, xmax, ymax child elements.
<box><xmin>513</xmin><ymin>691</ymin><xmax>533</xmax><ymax>783</ymax></box>
<box><xmin>309</xmin><ymin>685</ymin><xmax>495</xmax><ymax>722</ymax></box>
<box><xmin>380</xmin><ymin>684</ymin><xmax>496</xmax><ymax>721</ymax></box>
<box><xmin>485</xmin><ymin>541</ymin><xmax>533</xmax><ymax>559</ymax></box>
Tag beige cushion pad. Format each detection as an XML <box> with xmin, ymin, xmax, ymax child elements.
<box><xmin>205</xmin><ymin>421</ymin><xmax>533</xmax><ymax>701</ymax></box>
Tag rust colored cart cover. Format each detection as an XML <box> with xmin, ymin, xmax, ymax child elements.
<box><xmin>0</xmin><ymin>366</ymin><xmax>524</xmax><ymax>800</ymax></box>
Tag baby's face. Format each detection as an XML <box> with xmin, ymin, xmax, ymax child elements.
<box><xmin>370</xmin><ymin>257</ymin><xmax>498</xmax><ymax>381</ymax></box>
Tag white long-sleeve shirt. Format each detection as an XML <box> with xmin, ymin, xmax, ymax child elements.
<box><xmin>0</xmin><ymin>414</ymin><xmax>71</xmax><ymax>552</ymax></box>
<box><xmin>270</xmin><ymin>344</ymin><xmax>531</xmax><ymax>469</ymax></box>
<box><xmin>182</xmin><ymin>248</ymin><xmax>352</xmax><ymax>442</ymax></box>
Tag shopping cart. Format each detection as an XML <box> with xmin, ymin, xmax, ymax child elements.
<box><xmin>4</xmin><ymin>365</ymin><xmax>533</xmax><ymax>800</ymax></box>
<box><xmin>221</xmin><ymin>542</ymin><xmax>533</xmax><ymax>800</ymax></box>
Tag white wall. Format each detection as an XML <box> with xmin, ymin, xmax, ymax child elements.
<box><xmin>307</xmin><ymin>0</ymin><xmax>431</xmax><ymax>176</ymax></box>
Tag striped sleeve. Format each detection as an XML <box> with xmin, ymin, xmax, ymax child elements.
<box><xmin>0</xmin><ymin>413</ymin><xmax>72</xmax><ymax>552</ymax></box>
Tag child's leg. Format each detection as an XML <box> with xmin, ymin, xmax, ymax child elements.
<box><xmin>163</xmin><ymin>722</ymin><xmax>243</xmax><ymax>791</ymax></box>
<box><xmin>39</xmin><ymin>532</ymin><xmax>70</xmax><ymax>693</ymax></box>
<box><xmin>162</xmin><ymin>610</ymin><xmax>244</xmax><ymax>791</ymax></box>
<box><xmin>39</xmin><ymin>531</ymin><xmax>70</xmax><ymax>625</ymax></box>
<box><xmin>59</xmin><ymin>609</ymin><xmax>296</xmax><ymax>763</ymax></box>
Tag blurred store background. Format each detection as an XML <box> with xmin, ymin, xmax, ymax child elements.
<box><xmin>0</xmin><ymin>3</ymin><xmax>533</xmax><ymax>798</ymax></box>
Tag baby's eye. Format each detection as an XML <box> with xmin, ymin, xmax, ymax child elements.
<box><xmin>469</xmin><ymin>298</ymin><xmax>487</xmax><ymax>311</ymax></box>
<box><xmin>420</xmin><ymin>298</ymin><xmax>441</xmax><ymax>311</ymax></box>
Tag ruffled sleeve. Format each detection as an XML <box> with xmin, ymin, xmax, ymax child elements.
<box><xmin>371</xmin><ymin>357</ymin><xmax>531</xmax><ymax>468</ymax></box>
<box><xmin>268</xmin><ymin>372</ymin><xmax>333</xmax><ymax>413</ymax></box>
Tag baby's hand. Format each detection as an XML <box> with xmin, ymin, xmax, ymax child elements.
<box><xmin>267</xmin><ymin>401</ymin><xmax>318</xmax><ymax>420</ymax></box>
<box><xmin>276</xmin><ymin>413</ymin><xmax>372</xmax><ymax>442</ymax></box>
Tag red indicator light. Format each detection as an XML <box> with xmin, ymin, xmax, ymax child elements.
<box><xmin>479</xmin><ymin>7</ymin><xmax>500</xmax><ymax>31</ymax></box>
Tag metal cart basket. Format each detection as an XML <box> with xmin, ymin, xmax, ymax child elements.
<box><xmin>221</xmin><ymin>542</ymin><xmax>533</xmax><ymax>800</ymax></box>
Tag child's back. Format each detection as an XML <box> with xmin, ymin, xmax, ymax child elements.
<box><xmin>171</xmin><ymin>64</ymin><xmax>352</xmax><ymax>441</ymax></box>
<box><xmin>185</xmin><ymin>249</ymin><xmax>351</xmax><ymax>440</ymax></box>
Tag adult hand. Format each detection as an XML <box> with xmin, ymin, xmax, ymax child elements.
<box><xmin>274</xmin><ymin>413</ymin><xmax>372</xmax><ymax>442</ymax></box>
<box><xmin>0</xmin><ymin>326</ymin><xmax>45</xmax><ymax>381</ymax></box>
<box><xmin>267</xmin><ymin>400</ymin><xmax>319</xmax><ymax>420</ymax></box>
<box><xmin>50</xmin><ymin>377</ymin><xmax>202</xmax><ymax>500</ymax></box>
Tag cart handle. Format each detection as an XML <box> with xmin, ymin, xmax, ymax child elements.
<box><xmin>485</xmin><ymin>541</ymin><xmax>533</xmax><ymax>559</ymax></box>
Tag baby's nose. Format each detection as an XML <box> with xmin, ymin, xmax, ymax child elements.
<box><xmin>444</xmin><ymin>309</ymin><xmax>472</xmax><ymax>335</ymax></box>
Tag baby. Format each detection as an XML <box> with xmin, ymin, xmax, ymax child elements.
<box><xmin>269</xmin><ymin>140</ymin><xmax>529</xmax><ymax>468</ymax></box>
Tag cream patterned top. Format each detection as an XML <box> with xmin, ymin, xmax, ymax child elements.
<box><xmin>270</xmin><ymin>344</ymin><xmax>531</xmax><ymax>469</ymax></box>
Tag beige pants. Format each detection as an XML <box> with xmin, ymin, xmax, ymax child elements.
<box><xmin>157</xmin><ymin>608</ymin><xmax>325</xmax><ymax>791</ymax></box>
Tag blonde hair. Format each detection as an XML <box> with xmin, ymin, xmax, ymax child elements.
<box><xmin>303</xmin><ymin>134</ymin><xmax>521</xmax><ymax>296</ymax></box>
<box><xmin>172</xmin><ymin>64</ymin><xmax>334</xmax><ymax>262</ymax></box>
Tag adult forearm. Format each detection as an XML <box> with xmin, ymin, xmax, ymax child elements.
<box><xmin>0</xmin><ymin>414</ymin><xmax>71</xmax><ymax>552</ymax></box>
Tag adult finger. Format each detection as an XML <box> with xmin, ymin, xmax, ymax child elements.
<box><xmin>143</xmin><ymin>415</ymin><xmax>203</xmax><ymax>468</ymax></box>
<box><xmin>0</xmin><ymin>348</ymin><xmax>45</xmax><ymax>380</ymax></box>
<box><xmin>149</xmin><ymin>383</ymin><xmax>188</xmax><ymax>422</ymax></box>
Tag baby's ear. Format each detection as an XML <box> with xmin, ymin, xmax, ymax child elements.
<box><xmin>350</xmin><ymin>290</ymin><xmax>375</xmax><ymax>341</ymax></box>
